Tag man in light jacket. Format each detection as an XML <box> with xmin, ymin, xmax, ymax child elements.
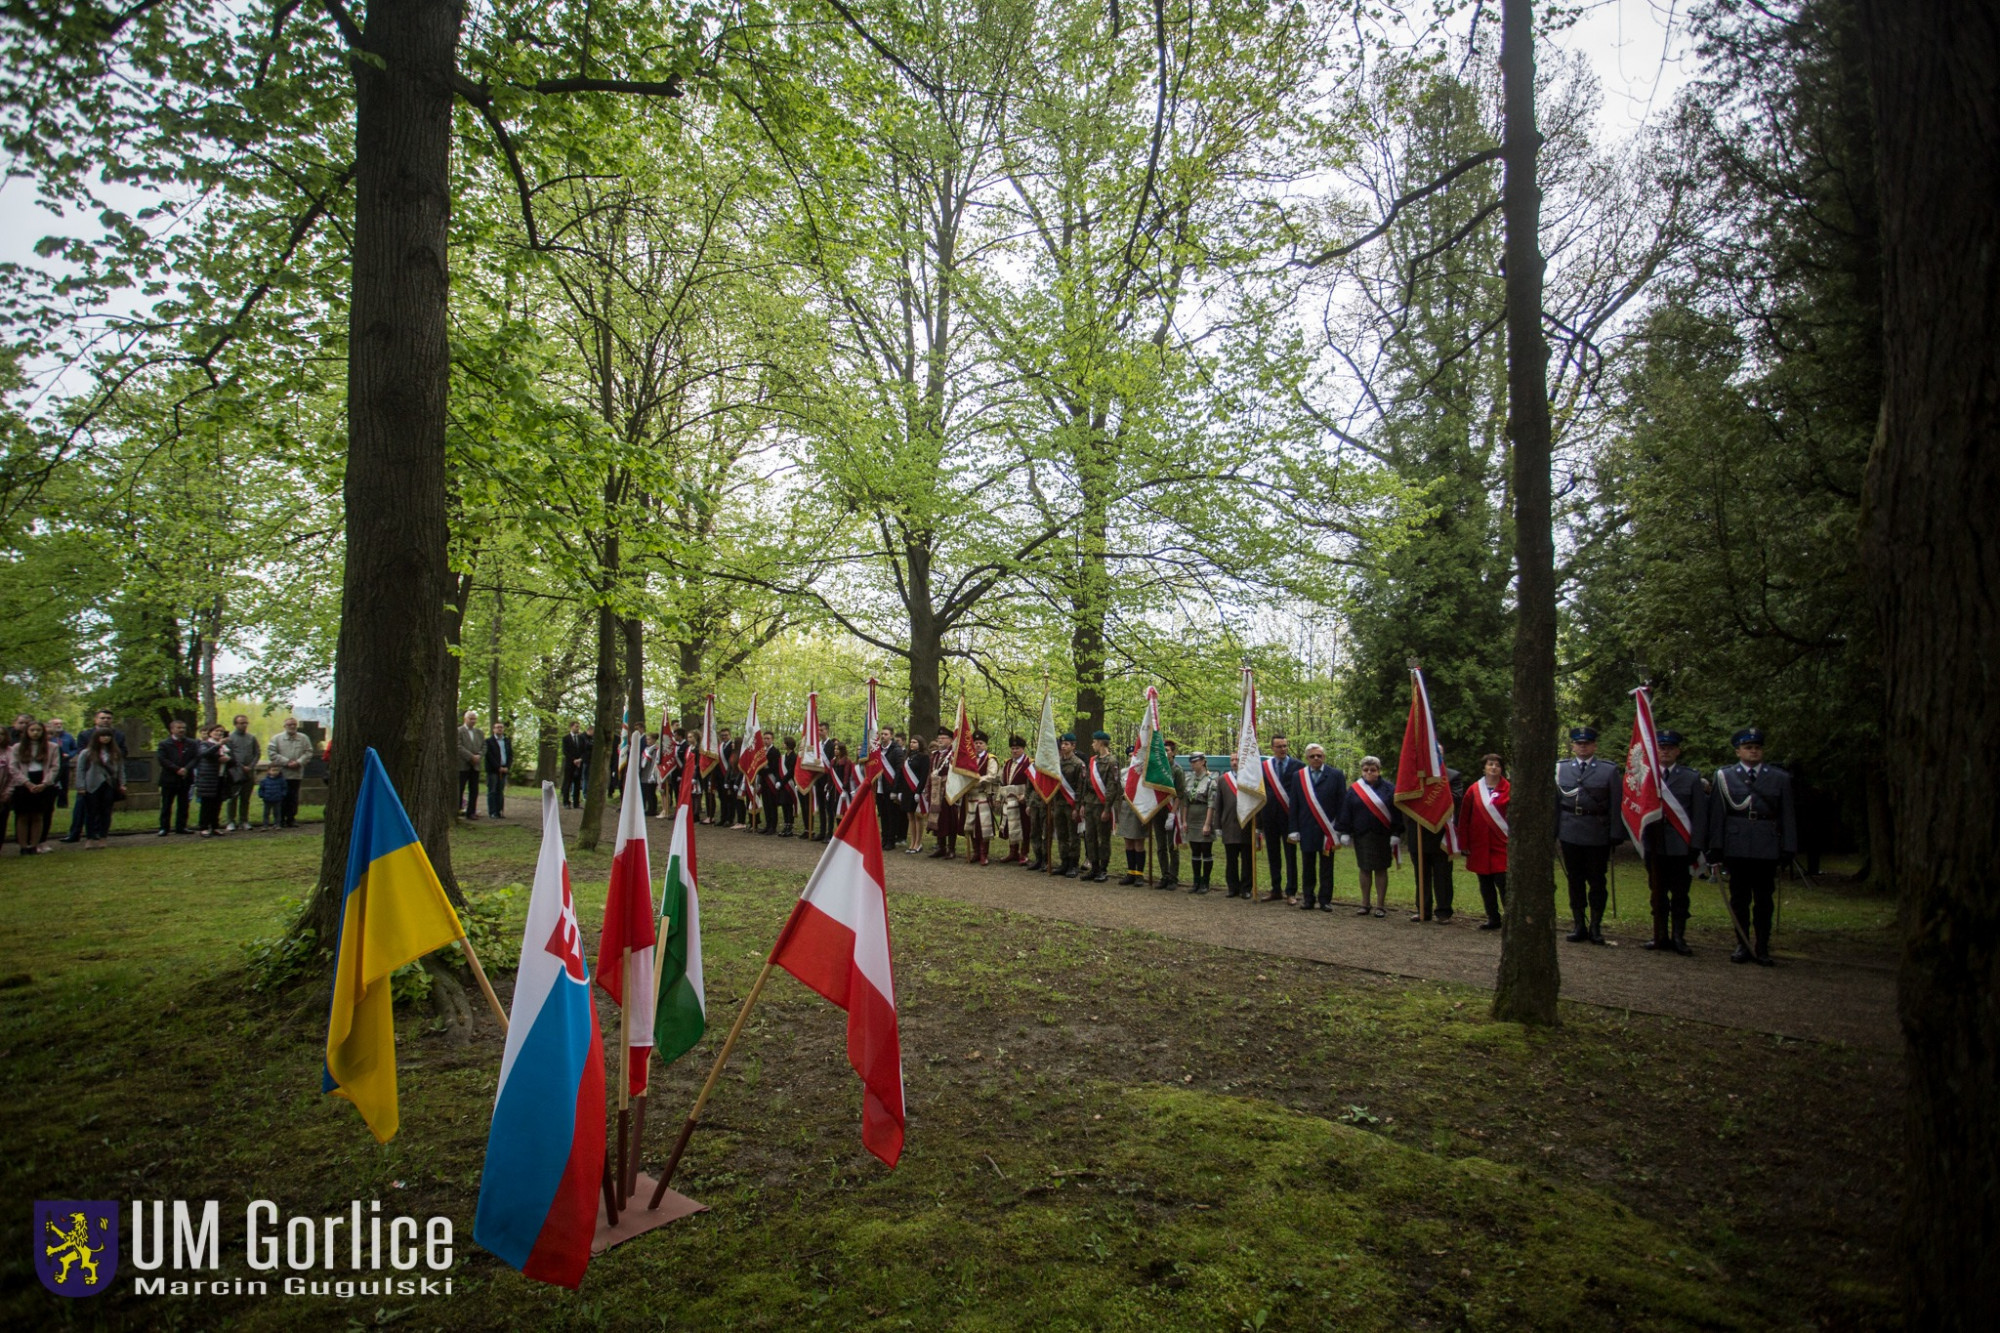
<box><xmin>266</xmin><ymin>717</ymin><xmax>316</xmax><ymax>828</ymax></box>
<box><xmin>456</xmin><ymin>711</ymin><xmax>484</xmax><ymax>819</ymax></box>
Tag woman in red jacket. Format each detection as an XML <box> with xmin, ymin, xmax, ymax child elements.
<box><xmin>1460</xmin><ymin>753</ymin><xmax>1510</xmax><ymax>931</ymax></box>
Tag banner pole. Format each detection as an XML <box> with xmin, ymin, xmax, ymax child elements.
<box><xmin>647</xmin><ymin>959</ymin><xmax>779</xmax><ymax>1210</ymax></box>
<box><xmin>457</xmin><ymin>936</ymin><xmax>510</xmax><ymax>1033</ymax></box>
<box><xmin>616</xmin><ymin>948</ymin><xmax>632</xmax><ymax>1207</ymax></box>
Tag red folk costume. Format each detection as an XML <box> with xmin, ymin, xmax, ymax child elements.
<box><xmin>1458</xmin><ymin>776</ymin><xmax>1510</xmax><ymax>875</ymax></box>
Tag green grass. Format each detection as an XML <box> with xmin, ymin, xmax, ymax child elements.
<box><xmin>0</xmin><ymin>825</ymin><xmax>1899</xmax><ymax>1330</ymax></box>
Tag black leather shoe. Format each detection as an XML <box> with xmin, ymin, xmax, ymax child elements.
<box><xmin>1642</xmin><ymin>938</ymin><xmax>1666</xmax><ymax>950</ymax></box>
<box><xmin>1566</xmin><ymin>921</ymin><xmax>1591</xmax><ymax>942</ymax></box>
<box><xmin>1062</xmin><ymin>865</ymin><xmax>1079</xmax><ymax>878</ymax></box>
<box><xmin>1671</xmin><ymin>935</ymin><xmax>1693</xmax><ymax>956</ymax></box>
<box><xmin>1317</xmin><ymin>903</ymin><xmax>1332</xmax><ymax>912</ymax></box>
<box><xmin>1025</xmin><ymin>860</ymin><xmax>1044</xmax><ymax>872</ymax></box>
<box><xmin>1589</xmin><ymin>926</ymin><xmax>1607</xmax><ymax>945</ymax></box>
<box><xmin>1730</xmin><ymin>944</ymin><xmax>1754</xmax><ymax>964</ymax></box>
<box><xmin>1754</xmin><ymin>946</ymin><xmax>1775</xmax><ymax>967</ymax></box>
<box><xmin>1091</xmin><ymin>871</ymin><xmax>1109</xmax><ymax>882</ymax></box>
<box><xmin>1478</xmin><ymin>919</ymin><xmax>1503</xmax><ymax>931</ymax></box>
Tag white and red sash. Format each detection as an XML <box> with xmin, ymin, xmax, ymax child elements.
<box><xmin>1350</xmin><ymin>778</ymin><xmax>1394</xmax><ymax>829</ymax></box>
<box><xmin>1262</xmin><ymin>758</ymin><xmax>1292</xmax><ymax>812</ymax></box>
<box><xmin>1299</xmin><ymin>767</ymin><xmax>1339</xmax><ymax>842</ymax></box>
<box><xmin>1056</xmin><ymin>765</ymin><xmax>1078</xmax><ymax>805</ymax></box>
<box><xmin>1088</xmin><ymin>756</ymin><xmax>1110</xmax><ymax>801</ymax></box>
<box><xmin>1473</xmin><ymin>779</ymin><xmax>1509</xmax><ymax>841</ymax></box>
<box><xmin>903</xmin><ymin>757</ymin><xmax>923</xmax><ymax>794</ymax></box>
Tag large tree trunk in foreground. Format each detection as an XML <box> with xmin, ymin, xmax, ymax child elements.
<box><xmin>308</xmin><ymin>0</ymin><xmax>464</xmax><ymax>939</ymax></box>
<box><xmin>1856</xmin><ymin>1</ymin><xmax>2000</xmax><ymax>1324</ymax></box>
<box><xmin>577</xmin><ymin>572</ymin><xmax>620</xmax><ymax>853</ymax></box>
<box><xmin>1490</xmin><ymin>0</ymin><xmax>1560</xmax><ymax>1025</ymax></box>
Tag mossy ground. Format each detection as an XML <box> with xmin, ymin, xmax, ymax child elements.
<box><xmin>0</xmin><ymin>820</ymin><xmax>1898</xmax><ymax>1329</ymax></box>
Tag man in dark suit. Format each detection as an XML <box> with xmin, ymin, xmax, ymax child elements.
<box><xmin>1557</xmin><ymin>726</ymin><xmax>1625</xmax><ymax>944</ymax></box>
<box><xmin>1258</xmin><ymin>734</ymin><xmax>1304</xmax><ymax>902</ymax></box>
<box><xmin>1706</xmin><ymin>728</ymin><xmax>1797</xmax><ymax>966</ymax></box>
<box><xmin>156</xmin><ymin>719</ymin><xmax>198</xmax><ymax>835</ymax></box>
<box><xmin>1288</xmin><ymin>743</ymin><xmax>1349</xmax><ymax>912</ymax></box>
<box><xmin>560</xmin><ymin>720</ymin><xmax>591</xmax><ymax>809</ymax></box>
<box><xmin>483</xmin><ymin>721</ymin><xmax>513</xmax><ymax>817</ymax></box>
<box><xmin>876</xmin><ymin>728</ymin><xmax>907</xmax><ymax>850</ymax></box>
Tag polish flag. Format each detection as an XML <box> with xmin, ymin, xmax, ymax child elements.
<box><xmin>768</xmin><ymin>754</ymin><xmax>905</xmax><ymax>1167</ymax></box>
<box><xmin>594</xmin><ymin>734</ymin><xmax>655</xmax><ymax>1096</ymax></box>
<box><xmin>1622</xmin><ymin>685</ymin><xmax>1690</xmax><ymax>846</ymax></box>
<box><xmin>697</xmin><ymin>694</ymin><xmax>719</xmax><ymax>776</ymax></box>
<box><xmin>738</xmin><ymin>692</ymin><xmax>768</xmax><ymax>781</ymax></box>
<box><xmin>944</xmin><ymin>699</ymin><xmax>979</xmax><ymax>806</ymax></box>
<box><xmin>1394</xmin><ymin>666</ymin><xmax>1456</xmax><ymax>833</ymax></box>
<box><xmin>796</xmin><ymin>691</ymin><xmax>825</xmax><ymax>793</ymax></box>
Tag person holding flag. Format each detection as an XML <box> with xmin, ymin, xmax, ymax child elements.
<box><xmin>1148</xmin><ymin>739</ymin><xmax>1188</xmax><ymax>890</ymax></box>
<box><xmin>1347</xmin><ymin>756</ymin><xmax>1403</xmax><ymax>917</ymax></box>
<box><xmin>1622</xmin><ymin>686</ymin><xmax>1707</xmax><ymax>955</ymax></box>
<box><xmin>595</xmin><ymin>726</ymin><xmax>657</xmax><ymax>1203</ymax></box>
<box><xmin>1079</xmin><ymin>731</ymin><xmax>1117</xmax><ymax>882</ymax></box>
<box><xmin>1460</xmin><ymin>754</ymin><xmax>1511</xmax><ymax>930</ymax></box>
<box><xmin>1258</xmin><ymin>734</ymin><xmax>1303</xmax><ymax>903</ymax></box>
<box><xmin>473</xmin><ymin>784</ymin><xmax>606</xmax><ymax>1290</ymax></box>
<box><xmin>1558</xmin><ymin>725</ymin><xmax>1626</xmax><ymax>945</ymax></box>
<box><xmin>323</xmin><ymin>748</ymin><xmax>492</xmax><ymax>1143</ymax></box>
<box><xmin>1213</xmin><ymin>751</ymin><xmax>1257</xmax><ymax>897</ymax></box>
<box><xmin>1024</xmin><ymin>690</ymin><xmax>1064</xmax><ymax>873</ymax></box>
<box><xmin>1288</xmin><ymin>743</ymin><xmax>1349</xmax><ymax>912</ymax></box>
<box><xmin>1041</xmin><ymin>733</ymin><xmax>1086</xmax><ymax>876</ymax></box>
<box><xmin>1394</xmin><ymin>666</ymin><xmax>1461</xmax><ymax>923</ymax></box>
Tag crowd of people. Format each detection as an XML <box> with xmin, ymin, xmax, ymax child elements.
<box><xmin>527</xmin><ymin>714</ymin><xmax>1795</xmax><ymax>969</ymax></box>
<box><xmin>0</xmin><ymin>711</ymin><xmax>321</xmax><ymax>853</ymax></box>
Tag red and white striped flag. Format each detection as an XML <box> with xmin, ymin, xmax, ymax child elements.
<box><xmin>768</xmin><ymin>753</ymin><xmax>905</xmax><ymax>1166</ymax></box>
<box><xmin>697</xmin><ymin>694</ymin><xmax>719</xmax><ymax>776</ymax></box>
<box><xmin>594</xmin><ymin>730</ymin><xmax>656</xmax><ymax>1096</ymax></box>
<box><xmin>1622</xmin><ymin>685</ymin><xmax>1691</xmax><ymax>846</ymax></box>
<box><xmin>738</xmin><ymin>692</ymin><xmax>768</xmax><ymax>781</ymax></box>
<box><xmin>796</xmin><ymin>690</ymin><xmax>825</xmax><ymax>793</ymax></box>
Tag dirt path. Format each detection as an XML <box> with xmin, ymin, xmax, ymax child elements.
<box><xmin>551</xmin><ymin>807</ymin><xmax>1899</xmax><ymax>1052</ymax></box>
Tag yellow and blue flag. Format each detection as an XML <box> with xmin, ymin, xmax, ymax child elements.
<box><xmin>324</xmin><ymin>747</ymin><xmax>465</xmax><ymax>1142</ymax></box>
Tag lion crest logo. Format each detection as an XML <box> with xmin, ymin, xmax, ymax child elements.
<box><xmin>1626</xmin><ymin>740</ymin><xmax>1650</xmax><ymax>793</ymax></box>
<box><xmin>33</xmin><ymin>1200</ymin><xmax>119</xmax><ymax>1296</ymax></box>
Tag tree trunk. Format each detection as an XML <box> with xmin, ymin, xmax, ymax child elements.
<box><xmin>305</xmin><ymin>0</ymin><xmax>463</xmax><ymax>942</ymax></box>
<box><xmin>577</xmin><ymin>564</ymin><xmax>620</xmax><ymax>853</ymax></box>
<box><xmin>1855</xmin><ymin>1</ymin><xmax>2000</xmax><ymax>1323</ymax></box>
<box><xmin>623</xmin><ymin>614</ymin><xmax>645</xmax><ymax>733</ymax></box>
<box><xmin>1490</xmin><ymin>0</ymin><xmax>1560</xmax><ymax>1026</ymax></box>
<box><xmin>199</xmin><ymin>593</ymin><xmax>222</xmax><ymax>728</ymax></box>
<box><xmin>905</xmin><ymin>542</ymin><xmax>942</xmax><ymax>741</ymax></box>
<box><xmin>487</xmin><ymin>577</ymin><xmax>502</xmax><ymax>725</ymax></box>
<box><xmin>676</xmin><ymin>634</ymin><xmax>706</xmax><ymax>731</ymax></box>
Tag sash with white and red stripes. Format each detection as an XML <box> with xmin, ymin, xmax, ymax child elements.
<box><xmin>1473</xmin><ymin>779</ymin><xmax>1509</xmax><ymax>840</ymax></box>
<box><xmin>1056</xmin><ymin>766</ymin><xmax>1078</xmax><ymax>805</ymax></box>
<box><xmin>1088</xmin><ymin>757</ymin><xmax>1109</xmax><ymax>801</ymax></box>
<box><xmin>1350</xmin><ymin>778</ymin><xmax>1394</xmax><ymax>829</ymax></box>
<box><xmin>1263</xmin><ymin>758</ymin><xmax>1292</xmax><ymax>812</ymax></box>
<box><xmin>1299</xmin><ymin>768</ymin><xmax>1339</xmax><ymax>842</ymax></box>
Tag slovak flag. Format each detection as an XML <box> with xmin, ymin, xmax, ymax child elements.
<box><xmin>1622</xmin><ymin>685</ymin><xmax>1691</xmax><ymax>846</ymax></box>
<box><xmin>768</xmin><ymin>753</ymin><xmax>906</xmax><ymax>1167</ymax></box>
<box><xmin>473</xmin><ymin>784</ymin><xmax>606</xmax><ymax>1290</ymax></box>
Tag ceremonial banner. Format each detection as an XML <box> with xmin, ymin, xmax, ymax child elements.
<box><xmin>1123</xmin><ymin>685</ymin><xmax>1173</xmax><ymax>824</ymax></box>
<box><xmin>945</xmin><ymin>699</ymin><xmax>980</xmax><ymax>805</ymax></box>
<box><xmin>1029</xmin><ymin>687</ymin><xmax>1061</xmax><ymax>802</ymax></box>
<box><xmin>1622</xmin><ymin>685</ymin><xmax>1691</xmax><ymax>847</ymax></box>
<box><xmin>738</xmin><ymin>692</ymin><xmax>767</xmax><ymax>781</ymax></box>
<box><xmin>473</xmin><ymin>784</ymin><xmax>605</xmax><ymax>1290</ymax></box>
<box><xmin>1232</xmin><ymin>666</ymin><xmax>1266</xmax><ymax>825</ymax></box>
<box><xmin>1394</xmin><ymin>667</ymin><xmax>1456</xmax><ymax>832</ymax></box>
<box><xmin>796</xmin><ymin>691</ymin><xmax>825</xmax><ymax>792</ymax></box>
<box><xmin>697</xmin><ymin>695</ymin><xmax>719</xmax><ymax>776</ymax></box>
<box><xmin>864</xmin><ymin>677</ymin><xmax>879</xmax><ymax>757</ymax></box>
<box><xmin>654</xmin><ymin>762</ymin><xmax>706</xmax><ymax>1067</ymax></box>
<box><xmin>595</xmin><ymin>742</ymin><xmax>656</xmax><ymax>1096</ymax></box>
<box><xmin>323</xmin><ymin>748</ymin><xmax>467</xmax><ymax>1143</ymax></box>
<box><xmin>768</xmin><ymin>757</ymin><xmax>905</xmax><ymax>1166</ymax></box>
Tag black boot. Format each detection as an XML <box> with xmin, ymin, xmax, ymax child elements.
<box><xmin>1671</xmin><ymin>924</ymin><xmax>1692</xmax><ymax>956</ymax></box>
<box><xmin>1478</xmin><ymin>915</ymin><xmax>1503</xmax><ymax>931</ymax></box>
<box><xmin>1730</xmin><ymin>941</ymin><xmax>1754</xmax><ymax>964</ymax></box>
<box><xmin>1566</xmin><ymin>915</ymin><xmax>1592</xmax><ymax>943</ymax></box>
<box><xmin>1753</xmin><ymin>934</ymin><xmax>1775</xmax><ymax>967</ymax></box>
<box><xmin>1062</xmin><ymin>861</ymin><xmax>1079</xmax><ymax>878</ymax></box>
<box><xmin>1588</xmin><ymin>910</ymin><xmax>1607</xmax><ymax>945</ymax></box>
<box><xmin>1641</xmin><ymin>915</ymin><xmax>1669</xmax><ymax>950</ymax></box>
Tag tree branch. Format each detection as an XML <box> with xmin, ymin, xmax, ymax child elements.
<box><xmin>1296</xmin><ymin>149</ymin><xmax>1502</xmax><ymax>268</ymax></box>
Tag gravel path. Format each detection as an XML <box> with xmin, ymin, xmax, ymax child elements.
<box><xmin>560</xmin><ymin>808</ymin><xmax>1898</xmax><ymax>1052</ymax></box>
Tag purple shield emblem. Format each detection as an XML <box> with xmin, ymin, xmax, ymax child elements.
<box><xmin>34</xmin><ymin>1200</ymin><xmax>118</xmax><ymax>1296</ymax></box>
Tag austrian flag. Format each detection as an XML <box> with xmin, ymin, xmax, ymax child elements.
<box><xmin>767</xmin><ymin>761</ymin><xmax>906</xmax><ymax>1166</ymax></box>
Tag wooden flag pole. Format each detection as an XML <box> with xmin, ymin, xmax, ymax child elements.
<box><xmin>648</xmin><ymin>958</ymin><xmax>779</xmax><ymax>1210</ymax></box>
<box><xmin>457</xmin><ymin>936</ymin><xmax>510</xmax><ymax>1034</ymax></box>
<box><xmin>1415</xmin><ymin>829</ymin><xmax>1428</xmax><ymax>921</ymax></box>
<box><xmin>600</xmin><ymin>1156</ymin><xmax>620</xmax><ymax>1226</ymax></box>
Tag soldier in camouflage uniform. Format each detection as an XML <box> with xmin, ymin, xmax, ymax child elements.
<box><xmin>1079</xmin><ymin>730</ymin><xmax>1117</xmax><ymax>883</ymax></box>
<box><xmin>1149</xmin><ymin>739</ymin><xmax>1189</xmax><ymax>889</ymax></box>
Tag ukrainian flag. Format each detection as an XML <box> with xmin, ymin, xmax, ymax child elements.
<box><xmin>324</xmin><ymin>748</ymin><xmax>466</xmax><ymax>1142</ymax></box>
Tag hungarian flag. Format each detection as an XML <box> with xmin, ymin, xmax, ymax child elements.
<box><xmin>697</xmin><ymin>694</ymin><xmax>720</xmax><ymax>777</ymax></box>
<box><xmin>944</xmin><ymin>699</ymin><xmax>980</xmax><ymax>805</ymax></box>
<box><xmin>653</xmin><ymin>761</ymin><xmax>706</xmax><ymax>1068</ymax></box>
<box><xmin>594</xmin><ymin>736</ymin><xmax>656</xmax><ymax>1096</ymax></box>
<box><xmin>1394</xmin><ymin>666</ymin><xmax>1455</xmax><ymax>832</ymax></box>
<box><xmin>1124</xmin><ymin>685</ymin><xmax>1173</xmax><ymax>825</ymax></box>
<box><xmin>1231</xmin><ymin>666</ymin><xmax>1266</xmax><ymax>825</ymax></box>
<box><xmin>796</xmin><ymin>690</ymin><xmax>825</xmax><ymax>792</ymax></box>
<box><xmin>1622</xmin><ymin>685</ymin><xmax>1691</xmax><ymax>846</ymax></box>
<box><xmin>768</xmin><ymin>753</ymin><xmax>905</xmax><ymax>1167</ymax></box>
<box><xmin>737</xmin><ymin>692</ymin><xmax>768</xmax><ymax>782</ymax></box>
<box><xmin>1028</xmin><ymin>687</ymin><xmax>1061</xmax><ymax>802</ymax></box>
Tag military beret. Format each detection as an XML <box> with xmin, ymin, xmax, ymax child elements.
<box><xmin>1092</xmin><ymin>729</ymin><xmax>1111</xmax><ymax>741</ymax></box>
<box><xmin>1569</xmin><ymin>726</ymin><xmax>1598</xmax><ymax>742</ymax></box>
<box><xmin>1060</xmin><ymin>732</ymin><xmax>1077</xmax><ymax>743</ymax></box>
<box><xmin>1732</xmin><ymin>727</ymin><xmax>1764</xmax><ymax>746</ymax></box>
<box><xmin>1655</xmin><ymin>729</ymin><xmax>1684</xmax><ymax>747</ymax></box>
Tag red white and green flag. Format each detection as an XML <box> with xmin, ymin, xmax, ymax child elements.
<box><xmin>1124</xmin><ymin>685</ymin><xmax>1174</xmax><ymax>825</ymax></box>
<box><xmin>652</xmin><ymin>761</ymin><xmax>706</xmax><ymax>1068</ymax></box>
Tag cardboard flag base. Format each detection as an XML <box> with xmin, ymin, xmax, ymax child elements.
<box><xmin>591</xmin><ymin>1175</ymin><xmax>706</xmax><ymax>1255</ymax></box>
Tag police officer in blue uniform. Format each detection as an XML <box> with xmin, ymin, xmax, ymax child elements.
<box><xmin>1705</xmin><ymin>728</ymin><xmax>1796</xmax><ymax>966</ymax></box>
<box><xmin>1557</xmin><ymin>725</ymin><xmax>1625</xmax><ymax>944</ymax></box>
<box><xmin>1641</xmin><ymin>730</ymin><xmax>1706</xmax><ymax>956</ymax></box>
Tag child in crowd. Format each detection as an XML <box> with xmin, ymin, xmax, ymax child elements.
<box><xmin>257</xmin><ymin>764</ymin><xmax>288</xmax><ymax>827</ymax></box>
